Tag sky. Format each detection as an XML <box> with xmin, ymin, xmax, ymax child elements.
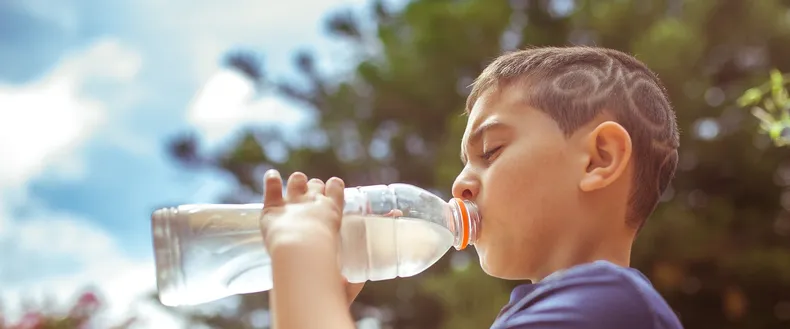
<box><xmin>0</xmin><ymin>0</ymin><xmax>390</xmax><ymax>327</ymax></box>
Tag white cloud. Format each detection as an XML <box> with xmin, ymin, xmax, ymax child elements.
<box><xmin>0</xmin><ymin>1</ymin><xmax>396</xmax><ymax>327</ymax></box>
<box><xmin>0</xmin><ymin>39</ymin><xmax>142</xmax><ymax>187</ymax></box>
<box><xmin>0</xmin><ymin>211</ymin><xmax>183</xmax><ymax>328</ymax></box>
<box><xmin>58</xmin><ymin>39</ymin><xmax>143</xmax><ymax>83</ymax></box>
<box><xmin>0</xmin><ymin>39</ymin><xmax>183</xmax><ymax>328</ymax></box>
<box><xmin>0</xmin><ymin>78</ymin><xmax>101</xmax><ymax>186</ymax></box>
<box><xmin>187</xmin><ymin>68</ymin><xmax>310</xmax><ymax>149</ymax></box>
<box><xmin>136</xmin><ymin>0</ymin><xmax>369</xmax><ymax>82</ymax></box>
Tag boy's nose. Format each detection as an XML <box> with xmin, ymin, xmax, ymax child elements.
<box><xmin>452</xmin><ymin>173</ymin><xmax>479</xmax><ymax>200</ymax></box>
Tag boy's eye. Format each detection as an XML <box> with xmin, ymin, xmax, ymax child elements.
<box><xmin>480</xmin><ymin>146</ymin><xmax>503</xmax><ymax>162</ymax></box>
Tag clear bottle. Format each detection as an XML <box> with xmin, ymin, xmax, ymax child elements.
<box><xmin>151</xmin><ymin>183</ymin><xmax>480</xmax><ymax>307</ymax></box>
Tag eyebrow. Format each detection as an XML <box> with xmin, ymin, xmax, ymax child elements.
<box><xmin>460</xmin><ymin>121</ymin><xmax>509</xmax><ymax>165</ymax></box>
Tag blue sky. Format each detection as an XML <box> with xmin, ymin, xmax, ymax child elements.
<box><xmin>0</xmin><ymin>0</ymin><xmax>397</xmax><ymax>326</ymax></box>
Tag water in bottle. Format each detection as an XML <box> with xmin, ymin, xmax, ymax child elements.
<box><xmin>151</xmin><ymin>183</ymin><xmax>480</xmax><ymax>307</ymax></box>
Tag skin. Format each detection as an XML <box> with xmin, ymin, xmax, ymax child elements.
<box><xmin>260</xmin><ymin>83</ymin><xmax>639</xmax><ymax>328</ymax></box>
<box><xmin>260</xmin><ymin>171</ymin><xmax>362</xmax><ymax>329</ymax></box>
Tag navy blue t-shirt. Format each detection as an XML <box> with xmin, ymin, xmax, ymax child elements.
<box><xmin>491</xmin><ymin>261</ymin><xmax>684</xmax><ymax>329</ymax></box>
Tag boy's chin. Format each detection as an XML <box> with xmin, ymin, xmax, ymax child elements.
<box><xmin>473</xmin><ymin>247</ymin><xmax>497</xmax><ymax>276</ymax></box>
<box><xmin>475</xmin><ymin>247</ymin><xmax>530</xmax><ymax>280</ymax></box>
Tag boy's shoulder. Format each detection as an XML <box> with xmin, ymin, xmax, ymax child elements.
<box><xmin>492</xmin><ymin>261</ymin><xmax>684</xmax><ymax>329</ymax></box>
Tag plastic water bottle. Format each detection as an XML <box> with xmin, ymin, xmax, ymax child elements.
<box><xmin>151</xmin><ymin>183</ymin><xmax>480</xmax><ymax>307</ymax></box>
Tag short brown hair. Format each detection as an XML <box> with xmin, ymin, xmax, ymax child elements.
<box><xmin>467</xmin><ymin>46</ymin><xmax>679</xmax><ymax>230</ymax></box>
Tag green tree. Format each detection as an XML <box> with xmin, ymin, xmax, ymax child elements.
<box><xmin>162</xmin><ymin>0</ymin><xmax>790</xmax><ymax>328</ymax></box>
<box><xmin>738</xmin><ymin>69</ymin><xmax>790</xmax><ymax>146</ymax></box>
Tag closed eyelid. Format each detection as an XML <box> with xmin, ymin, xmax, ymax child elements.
<box><xmin>482</xmin><ymin>143</ymin><xmax>504</xmax><ymax>157</ymax></box>
<box><xmin>482</xmin><ymin>139</ymin><xmax>502</xmax><ymax>149</ymax></box>
<box><xmin>460</xmin><ymin>123</ymin><xmax>512</xmax><ymax>164</ymax></box>
<box><xmin>482</xmin><ymin>133</ymin><xmax>512</xmax><ymax>150</ymax></box>
<box><xmin>475</xmin><ymin>141</ymin><xmax>506</xmax><ymax>164</ymax></box>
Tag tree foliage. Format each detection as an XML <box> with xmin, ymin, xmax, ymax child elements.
<box><xmin>162</xmin><ymin>0</ymin><xmax>790</xmax><ymax>328</ymax></box>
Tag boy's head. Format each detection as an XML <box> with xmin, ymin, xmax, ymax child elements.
<box><xmin>452</xmin><ymin>46</ymin><xmax>679</xmax><ymax>280</ymax></box>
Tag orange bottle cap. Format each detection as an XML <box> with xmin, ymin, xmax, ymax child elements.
<box><xmin>452</xmin><ymin>198</ymin><xmax>470</xmax><ymax>250</ymax></box>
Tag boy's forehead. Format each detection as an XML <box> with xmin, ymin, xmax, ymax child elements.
<box><xmin>464</xmin><ymin>85</ymin><xmax>526</xmax><ymax>135</ymax></box>
<box><xmin>463</xmin><ymin>97</ymin><xmax>494</xmax><ymax>140</ymax></box>
<box><xmin>459</xmin><ymin>91</ymin><xmax>525</xmax><ymax>164</ymax></box>
<box><xmin>460</xmin><ymin>92</ymin><xmax>528</xmax><ymax>160</ymax></box>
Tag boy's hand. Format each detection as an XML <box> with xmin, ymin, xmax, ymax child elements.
<box><xmin>259</xmin><ymin>170</ymin><xmax>345</xmax><ymax>252</ymax></box>
<box><xmin>344</xmin><ymin>281</ymin><xmax>365</xmax><ymax>305</ymax></box>
<box><xmin>259</xmin><ymin>169</ymin><xmax>366</xmax><ymax>307</ymax></box>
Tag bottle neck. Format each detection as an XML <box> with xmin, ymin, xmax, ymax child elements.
<box><xmin>449</xmin><ymin>198</ymin><xmax>480</xmax><ymax>250</ymax></box>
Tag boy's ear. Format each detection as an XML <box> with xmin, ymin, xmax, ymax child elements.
<box><xmin>579</xmin><ymin>121</ymin><xmax>632</xmax><ymax>192</ymax></box>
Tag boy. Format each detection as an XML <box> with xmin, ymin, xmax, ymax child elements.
<box><xmin>259</xmin><ymin>46</ymin><xmax>684</xmax><ymax>329</ymax></box>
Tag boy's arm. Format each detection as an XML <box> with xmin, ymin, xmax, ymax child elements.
<box><xmin>269</xmin><ymin>237</ymin><xmax>356</xmax><ymax>329</ymax></box>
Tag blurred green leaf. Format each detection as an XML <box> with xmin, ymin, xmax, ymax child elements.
<box><xmin>738</xmin><ymin>88</ymin><xmax>764</xmax><ymax>107</ymax></box>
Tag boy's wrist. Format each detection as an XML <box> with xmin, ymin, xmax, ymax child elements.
<box><xmin>268</xmin><ymin>223</ymin><xmax>353</xmax><ymax>329</ymax></box>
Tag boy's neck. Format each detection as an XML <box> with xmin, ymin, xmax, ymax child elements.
<box><xmin>532</xmin><ymin>225</ymin><xmax>634</xmax><ymax>282</ymax></box>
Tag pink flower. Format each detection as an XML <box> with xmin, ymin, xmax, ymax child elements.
<box><xmin>13</xmin><ymin>312</ymin><xmax>43</xmax><ymax>329</ymax></box>
<box><xmin>76</xmin><ymin>292</ymin><xmax>100</xmax><ymax>308</ymax></box>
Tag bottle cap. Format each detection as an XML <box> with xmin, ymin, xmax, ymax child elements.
<box><xmin>451</xmin><ymin>198</ymin><xmax>471</xmax><ymax>250</ymax></box>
